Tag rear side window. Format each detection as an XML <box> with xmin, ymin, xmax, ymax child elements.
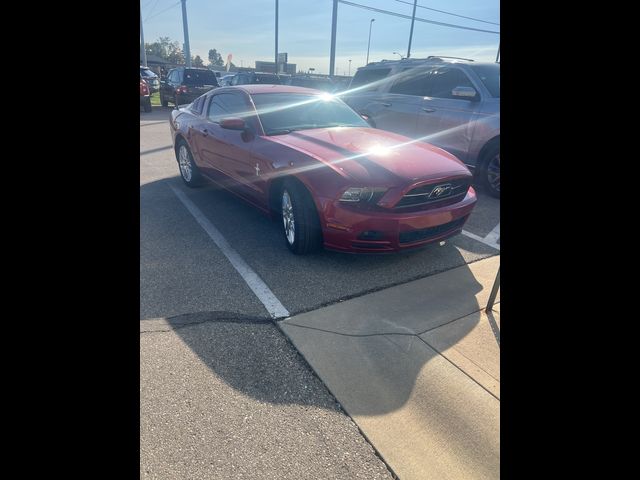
<box><xmin>389</xmin><ymin>68</ymin><xmax>430</xmax><ymax>96</ymax></box>
<box><xmin>207</xmin><ymin>93</ymin><xmax>249</xmax><ymax>122</ymax></box>
<box><xmin>428</xmin><ymin>68</ymin><xmax>476</xmax><ymax>99</ymax></box>
<box><xmin>350</xmin><ymin>68</ymin><xmax>391</xmax><ymax>90</ymax></box>
<box><xmin>190</xmin><ymin>95</ymin><xmax>205</xmax><ymax>115</ymax></box>
<box><xmin>183</xmin><ymin>70</ymin><xmax>219</xmax><ymax>86</ymax></box>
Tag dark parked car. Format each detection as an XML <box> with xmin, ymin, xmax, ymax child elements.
<box><xmin>287</xmin><ymin>75</ymin><xmax>336</xmax><ymax>93</ymax></box>
<box><xmin>160</xmin><ymin>67</ymin><xmax>219</xmax><ymax>107</ymax></box>
<box><xmin>169</xmin><ymin>85</ymin><xmax>476</xmax><ymax>254</ymax></box>
<box><xmin>140</xmin><ymin>66</ymin><xmax>160</xmax><ymax>93</ymax></box>
<box><xmin>140</xmin><ymin>78</ymin><xmax>151</xmax><ymax>112</ymax></box>
<box><xmin>230</xmin><ymin>72</ymin><xmax>281</xmax><ymax>86</ymax></box>
<box><xmin>218</xmin><ymin>74</ymin><xmax>235</xmax><ymax>86</ymax></box>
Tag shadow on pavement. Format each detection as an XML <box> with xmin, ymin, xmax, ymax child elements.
<box><xmin>140</xmin><ymin>173</ymin><xmax>494</xmax><ymax>414</ymax></box>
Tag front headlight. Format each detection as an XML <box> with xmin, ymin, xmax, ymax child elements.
<box><xmin>339</xmin><ymin>187</ymin><xmax>387</xmax><ymax>203</ymax></box>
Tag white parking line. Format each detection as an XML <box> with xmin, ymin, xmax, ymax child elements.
<box><xmin>169</xmin><ymin>185</ymin><xmax>290</xmax><ymax>319</ymax></box>
<box><xmin>462</xmin><ymin>222</ymin><xmax>500</xmax><ymax>251</ymax></box>
<box><xmin>484</xmin><ymin>223</ymin><xmax>500</xmax><ymax>246</ymax></box>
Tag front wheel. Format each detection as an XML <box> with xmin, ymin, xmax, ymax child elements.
<box><xmin>480</xmin><ymin>144</ymin><xmax>500</xmax><ymax>198</ymax></box>
<box><xmin>281</xmin><ymin>180</ymin><xmax>322</xmax><ymax>254</ymax></box>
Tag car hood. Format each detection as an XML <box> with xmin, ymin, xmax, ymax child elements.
<box><xmin>265</xmin><ymin>127</ymin><xmax>471</xmax><ymax>185</ymax></box>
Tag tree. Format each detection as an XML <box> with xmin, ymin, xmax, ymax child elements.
<box><xmin>145</xmin><ymin>36</ymin><xmax>183</xmax><ymax>64</ymax></box>
<box><xmin>193</xmin><ymin>55</ymin><xmax>204</xmax><ymax>67</ymax></box>
<box><xmin>208</xmin><ymin>49</ymin><xmax>224</xmax><ymax>67</ymax></box>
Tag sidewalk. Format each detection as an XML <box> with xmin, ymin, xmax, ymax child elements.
<box><xmin>280</xmin><ymin>255</ymin><xmax>500</xmax><ymax>480</ymax></box>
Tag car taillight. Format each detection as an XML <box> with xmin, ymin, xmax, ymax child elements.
<box><xmin>140</xmin><ymin>81</ymin><xmax>149</xmax><ymax>95</ymax></box>
<box><xmin>177</xmin><ymin>85</ymin><xmax>188</xmax><ymax>94</ymax></box>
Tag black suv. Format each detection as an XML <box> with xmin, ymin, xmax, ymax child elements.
<box><xmin>160</xmin><ymin>67</ymin><xmax>219</xmax><ymax>107</ymax></box>
<box><xmin>230</xmin><ymin>72</ymin><xmax>281</xmax><ymax>86</ymax></box>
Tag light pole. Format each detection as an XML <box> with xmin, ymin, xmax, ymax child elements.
<box><xmin>140</xmin><ymin>2</ymin><xmax>147</xmax><ymax>66</ymax></box>
<box><xmin>348</xmin><ymin>59</ymin><xmax>352</xmax><ymax>76</ymax></box>
<box><xmin>329</xmin><ymin>0</ymin><xmax>338</xmax><ymax>76</ymax></box>
<box><xmin>393</xmin><ymin>52</ymin><xmax>404</xmax><ymax>59</ymax></box>
<box><xmin>366</xmin><ymin>18</ymin><xmax>375</xmax><ymax>65</ymax></box>
<box><xmin>181</xmin><ymin>0</ymin><xmax>191</xmax><ymax>67</ymax></box>
<box><xmin>275</xmin><ymin>0</ymin><xmax>279</xmax><ymax>74</ymax></box>
<box><xmin>406</xmin><ymin>0</ymin><xmax>417</xmax><ymax>59</ymax></box>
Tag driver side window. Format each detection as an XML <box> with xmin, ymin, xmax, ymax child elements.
<box><xmin>207</xmin><ymin>93</ymin><xmax>249</xmax><ymax>123</ymax></box>
<box><xmin>428</xmin><ymin>68</ymin><xmax>476</xmax><ymax>99</ymax></box>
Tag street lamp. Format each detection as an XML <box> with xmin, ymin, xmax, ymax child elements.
<box><xmin>348</xmin><ymin>59</ymin><xmax>352</xmax><ymax>76</ymax></box>
<box><xmin>392</xmin><ymin>51</ymin><xmax>404</xmax><ymax>59</ymax></box>
<box><xmin>366</xmin><ymin>18</ymin><xmax>375</xmax><ymax>65</ymax></box>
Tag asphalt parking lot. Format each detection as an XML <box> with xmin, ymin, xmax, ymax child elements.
<box><xmin>140</xmin><ymin>104</ymin><xmax>500</xmax><ymax>479</ymax></box>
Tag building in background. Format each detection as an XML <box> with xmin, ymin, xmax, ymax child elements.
<box><xmin>255</xmin><ymin>60</ymin><xmax>296</xmax><ymax>74</ymax></box>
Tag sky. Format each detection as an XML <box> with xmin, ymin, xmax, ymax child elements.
<box><xmin>141</xmin><ymin>0</ymin><xmax>499</xmax><ymax>75</ymax></box>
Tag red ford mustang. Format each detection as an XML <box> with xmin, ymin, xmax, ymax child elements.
<box><xmin>169</xmin><ymin>85</ymin><xmax>476</xmax><ymax>254</ymax></box>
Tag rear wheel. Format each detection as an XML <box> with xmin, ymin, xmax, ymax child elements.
<box><xmin>281</xmin><ymin>180</ymin><xmax>322</xmax><ymax>254</ymax></box>
<box><xmin>143</xmin><ymin>98</ymin><xmax>152</xmax><ymax>112</ymax></box>
<box><xmin>176</xmin><ymin>141</ymin><xmax>203</xmax><ymax>187</ymax></box>
<box><xmin>480</xmin><ymin>143</ymin><xmax>500</xmax><ymax>198</ymax></box>
<box><xmin>161</xmin><ymin>93</ymin><xmax>168</xmax><ymax>108</ymax></box>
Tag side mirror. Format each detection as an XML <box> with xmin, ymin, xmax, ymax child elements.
<box><xmin>220</xmin><ymin>118</ymin><xmax>247</xmax><ymax>131</ymax></box>
<box><xmin>451</xmin><ymin>86</ymin><xmax>477</xmax><ymax>100</ymax></box>
<box><xmin>360</xmin><ymin>113</ymin><xmax>374</xmax><ymax>127</ymax></box>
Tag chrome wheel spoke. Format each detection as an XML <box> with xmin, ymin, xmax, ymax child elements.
<box><xmin>282</xmin><ymin>191</ymin><xmax>295</xmax><ymax>245</ymax></box>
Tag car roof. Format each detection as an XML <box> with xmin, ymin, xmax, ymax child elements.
<box><xmin>358</xmin><ymin>57</ymin><xmax>497</xmax><ymax>71</ymax></box>
<box><xmin>212</xmin><ymin>85</ymin><xmax>325</xmax><ymax>95</ymax></box>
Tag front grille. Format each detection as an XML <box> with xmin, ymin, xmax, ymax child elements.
<box><xmin>399</xmin><ymin>216</ymin><xmax>467</xmax><ymax>244</ymax></box>
<box><xmin>395</xmin><ymin>178</ymin><xmax>470</xmax><ymax>209</ymax></box>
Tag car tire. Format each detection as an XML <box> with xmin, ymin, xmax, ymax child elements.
<box><xmin>174</xmin><ymin>95</ymin><xmax>179</xmax><ymax>107</ymax></box>
<box><xmin>480</xmin><ymin>143</ymin><xmax>500</xmax><ymax>198</ymax></box>
<box><xmin>143</xmin><ymin>98</ymin><xmax>152</xmax><ymax>112</ymax></box>
<box><xmin>176</xmin><ymin>140</ymin><xmax>203</xmax><ymax>188</ymax></box>
<box><xmin>161</xmin><ymin>94</ymin><xmax>168</xmax><ymax>108</ymax></box>
<box><xmin>280</xmin><ymin>180</ymin><xmax>322</xmax><ymax>254</ymax></box>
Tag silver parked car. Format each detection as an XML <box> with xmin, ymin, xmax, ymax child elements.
<box><xmin>342</xmin><ymin>56</ymin><xmax>500</xmax><ymax>197</ymax></box>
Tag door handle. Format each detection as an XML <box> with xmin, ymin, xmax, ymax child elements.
<box><xmin>422</xmin><ymin>107</ymin><xmax>436</xmax><ymax>113</ymax></box>
<box><xmin>381</xmin><ymin>102</ymin><xmax>392</xmax><ymax>107</ymax></box>
<box><xmin>202</xmin><ymin>128</ymin><xmax>209</xmax><ymax>137</ymax></box>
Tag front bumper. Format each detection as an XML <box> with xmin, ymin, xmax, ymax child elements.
<box><xmin>318</xmin><ymin>187</ymin><xmax>477</xmax><ymax>252</ymax></box>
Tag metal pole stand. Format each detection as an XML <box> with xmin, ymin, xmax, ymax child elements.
<box><xmin>486</xmin><ymin>267</ymin><xmax>500</xmax><ymax>313</ymax></box>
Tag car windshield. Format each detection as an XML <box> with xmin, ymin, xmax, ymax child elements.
<box><xmin>254</xmin><ymin>74</ymin><xmax>281</xmax><ymax>84</ymax></box>
<box><xmin>251</xmin><ymin>93</ymin><xmax>369</xmax><ymax>135</ymax></box>
<box><xmin>140</xmin><ymin>68</ymin><xmax>156</xmax><ymax>78</ymax></box>
<box><xmin>469</xmin><ymin>64</ymin><xmax>500</xmax><ymax>98</ymax></box>
<box><xmin>183</xmin><ymin>69</ymin><xmax>219</xmax><ymax>86</ymax></box>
